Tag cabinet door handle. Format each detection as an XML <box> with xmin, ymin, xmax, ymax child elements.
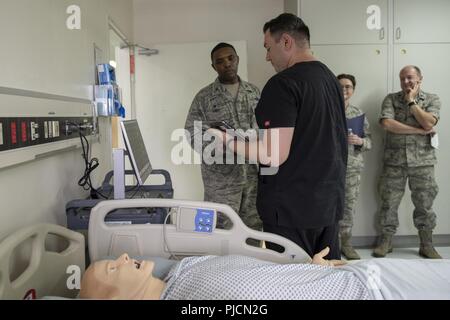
<box><xmin>379</xmin><ymin>27</ymin><xmax>385</xmax><ymax>40</ymax></box>
<box><xmin>396</xmin><ymin>27</ymin><xmax>401</xmax><ymax>40</ymax></box>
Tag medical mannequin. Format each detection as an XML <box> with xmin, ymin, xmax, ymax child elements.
<box><xmin>79</xmin><ymin>254</ymin><xmax>166</xmax><ymax>300</ymax></box>
<box><xmin>80</xmin><ymin>248</ymin><xmax>344</xmax><ymax>300</ymax></box>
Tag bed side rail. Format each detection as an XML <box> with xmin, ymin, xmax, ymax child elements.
<box><xmin>0</xmin><ymin>224</ymin><xmax>84</xmax><ymax>300</ymax></box>
<box><xmin>88</xmin><ymin>199</ymin><xmax>311</xmax><ymax>264</ymax></box>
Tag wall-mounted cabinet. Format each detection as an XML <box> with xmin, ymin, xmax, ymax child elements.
<box><xmin>298</xmin><ymin>0</ymin><xmax>388</xmax><ymax>45</ymax></box>
<box><xmin>286</xmin><ymin>0</ymin><xmax>450</xmax><ymax>45</ymax></box>
<box><xmin>394</xmin><ymin>0</ymin><xmax>450</xmax><ymax>43</ymax></box>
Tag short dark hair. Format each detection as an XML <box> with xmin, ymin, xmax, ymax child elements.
<box><xmin>263</xmin><ymin>13</ymin><xmax>310</xmax><ymax>47</ymax></box>
<box><xmin>211</xmin><ymin>43</ymin><xmax>237</xmax><ymax>62</ymax></box>
<box><xmin>337</xmin><ymin>74</ymin><xmax>356</xmax><ymax>88</ymax></box>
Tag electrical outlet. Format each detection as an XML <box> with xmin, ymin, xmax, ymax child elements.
<box><xmin>0</xmin><ymin>123</ymin><xmax>3</xmax><ymax>146</ymax></box>
<box><xmin>44</xmin><ymin>121</ymin><xmax>49</xmax><ymax>139</ymax></box>
<box><xmin>0</xmin><ymin>116</ymin><xmax>95</xmax><ymax>153</ymax></box>
<box><xmin>53</xmin><ymin>121</ymin><xmax>60</xmax><ymax>138</ymax></box>
<box><xmin>30</xmin><ymin>122</ymin><xmax>39</xmax><ymax>141</ymax></box>
<box><xmin>0</xmin><ymin>122</ymin><xmax>4</xmax><ymax>146</ymax></box>
<box><xmin>10</xmin><ymin>121</ymin><xmax>18</xmax><ymax>145</ymax></box>
<box><xmin>20</xmin><ymin>120</ymin><xmax>28</xmax><ymax>143</ymax></box>
<box><xmin>48</xmin><ymin>121</ymin><xmax>54</xmax><ymax>138</ymax></box>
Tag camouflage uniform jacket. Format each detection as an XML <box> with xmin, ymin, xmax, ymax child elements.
<box><xmin>379</xmin><ymin>90</ymin><xmax>441</xmax><ymax>167</ymax></box>
<box><xmin>346</xmin><ymin>104</ymin><xmax>372</xmax><ymax>172</ymax></box>
<box><xmin>185</xmin><ymin>78</ymin><xmax>260</xmax><ymax>182</ymax></box>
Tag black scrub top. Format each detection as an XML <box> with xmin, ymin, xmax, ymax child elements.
<box><xmin>255</xmin><ymin>61</ymin><xmax>347</xmax><ymax>229</ymax></box>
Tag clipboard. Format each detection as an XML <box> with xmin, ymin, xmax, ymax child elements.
<box><xmin>347</xmin><ymin>114</ymin><xmax>365</xmax><ymax>137</ymax></box>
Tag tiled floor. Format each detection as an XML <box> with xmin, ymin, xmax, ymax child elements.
<box><xmin>345</xmin><ymin>246</ymin><xmax>450</xmax><ymax>260</ymax></box>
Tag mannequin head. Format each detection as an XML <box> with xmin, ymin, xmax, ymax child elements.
<box><xmin>79</xmin><ymin>254</ymin><xmax>166</xmax><ymax>300</ymax></box>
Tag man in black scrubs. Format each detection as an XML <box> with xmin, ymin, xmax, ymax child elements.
<box><xmin>208</xmin><ymin>13</ymin><xmax>347</xmax><ymax>259</ymax></box>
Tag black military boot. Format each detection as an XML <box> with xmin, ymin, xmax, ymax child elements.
<box><xmin>418</xmin><ymin>230</ymin><xmax>442</xmax><ymax>259</ymax></box>
<box><xmin>340</xmin><ymin>233</ymin><xmax>360</xmax><ymax>260</ymax></box>
<box><xmin>372</xmin><ymin>234</ymin><xmax>393</xmax><ymax>257</ymax></box>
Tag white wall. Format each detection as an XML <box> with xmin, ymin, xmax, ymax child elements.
<box><xmin>107</xmin><ymin>0</ymin><xmax>134</xmax><ymax>41</ymax></box>
<box><xmin>133</xmin><ymin>0</ymin><xmax>284</xmax><ymax>90</ymax></box>
<box><xmin>0</xmin><ymin>0</ymin><xmax>134</xmax><ymax>239</ymax></box>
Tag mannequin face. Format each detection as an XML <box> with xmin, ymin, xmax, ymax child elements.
<box><xmin>80</xmin><ymin>254</ymin><xmax>164</xmax><ymax>300</ymax></box>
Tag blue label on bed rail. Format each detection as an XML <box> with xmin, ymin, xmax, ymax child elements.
<box><xmin>195</xmin><ymin>209</ymin><xmax>215</xmax><ymax>233</ymax></box>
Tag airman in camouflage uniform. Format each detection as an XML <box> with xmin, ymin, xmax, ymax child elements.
<box><xmin>185</xmin><ymin>43</ymin><xmax>262</xmax><ymax>233</ymax></box>
<box><xmin>374</xmin><ymin>65</ymin><xmax>441</xmax><ymax>259</ymax></box>
<box><xmin>338</xmin><ymin>74</ymin><xmax>372</xmax><ymax>260</ymax></box>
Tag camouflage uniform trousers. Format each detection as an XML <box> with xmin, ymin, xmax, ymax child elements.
<box><xmin>378</xmin><ymin>165</ymin><xmax>438</xmax><ymax>235</ymax></box>
<box><xmin>203</xmin><ymin>164</ymin><xmax>263</xmax><ymax>232</ymax></box>
<box><xmin>339</xmin><ymin>169</ymin><xmax>362</xmax><ymax>235</ymax></box>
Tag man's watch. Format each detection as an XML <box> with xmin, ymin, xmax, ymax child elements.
<box><xmin>407</xmin><ymin>100</ymin><xmax>417</xmax><ymax>107</ymax></box>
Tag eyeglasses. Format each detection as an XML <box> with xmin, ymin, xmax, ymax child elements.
<box><xmin>341</xmin><ymin>85</ymin><xmax>354</xmax><ymax>90</ymax></box>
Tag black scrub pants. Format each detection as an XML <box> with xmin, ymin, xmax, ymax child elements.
<box><xmin>263</xmin><ymin>222</ymin><xmax>341</xmax><ymax>260</ymax></box>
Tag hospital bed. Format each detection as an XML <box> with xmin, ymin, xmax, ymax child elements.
<box><xmin>87</xmin><ymin>200</ymin><xmax>450</xmax><ymax>300</ymax></box>
<box><xmin>3</xmin><ymin>199</ymin><xmax>448</xmax><ymax>300</ymax></box>
<box><xmin>0</xmin><ymin>199</ymin><xmax>311</xmax><ymax>299</ymax></box>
